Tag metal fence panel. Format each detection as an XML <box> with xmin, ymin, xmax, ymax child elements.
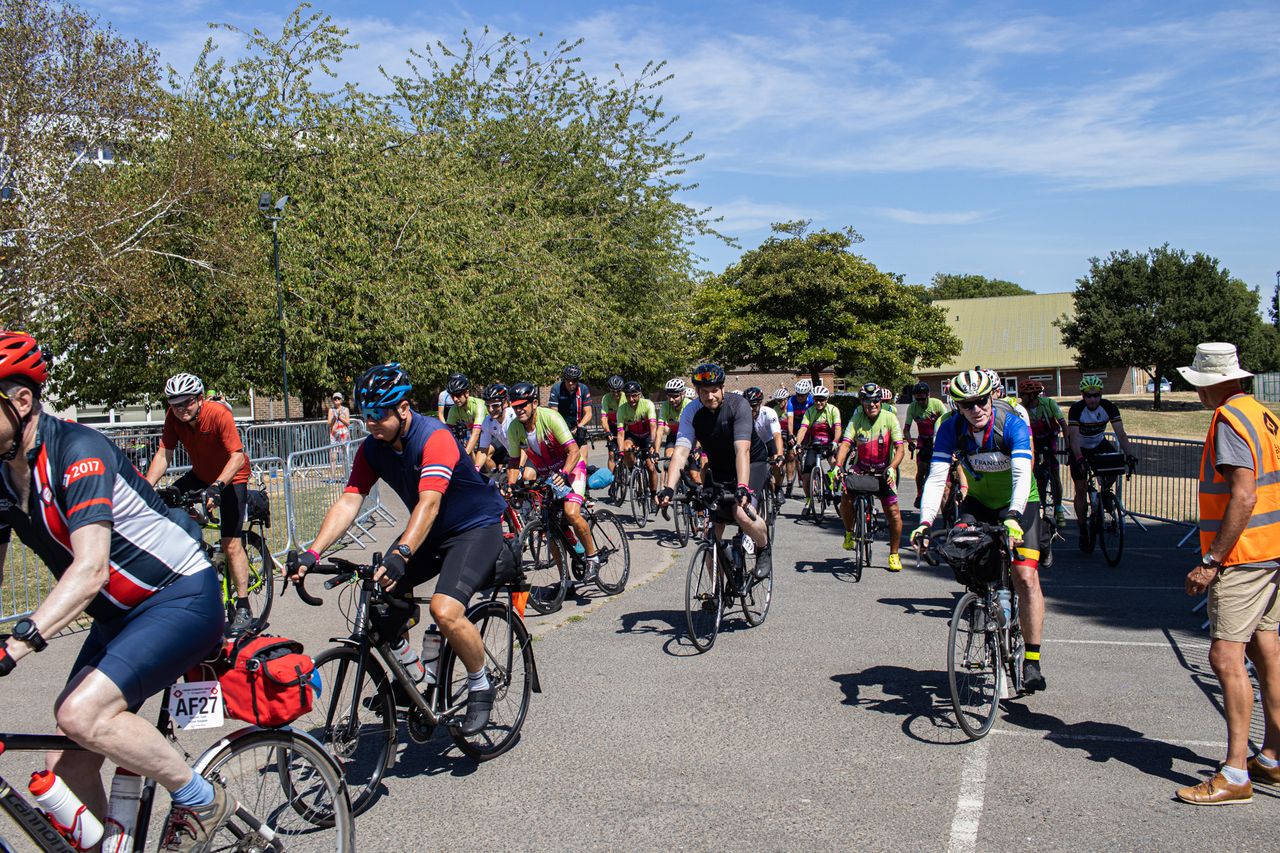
<box><xmin>1255</xmin><ymin>372</ymin><xmax>1280</xmax><ymax>403</ymax></box>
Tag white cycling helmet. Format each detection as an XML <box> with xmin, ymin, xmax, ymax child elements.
<box><xmin>794</xmin><ymin>378</ymin><xmax>812</xmax><ymax>395</ymax></box>
<box><xmin>165</xmin><ymin>372</ymin><xmax>204</xmax><ymax>400</ymax></box>
<box><xmin>772</xmin><ymin>387</ymin><xmax>789</xmax><ymax>402</ymax></box>
<box><xmin>684</xmin><ymin>387</ymin><xmax>696</xmax><ymax>400</ymax></box>
<box><xmin>665</xmin><ymin>378</ymin><xmax>686</xmax><ymax>393</ymax></box>
<box><xmin>812</xmin><ymin>385</ymin><xmax>831</xmax><ymax>399</ymax></box>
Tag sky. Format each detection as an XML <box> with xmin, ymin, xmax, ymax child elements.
<box><xmin>83</xmin><ymin>0</ymin><xmax>1280</xmax><ymax>299</ymax></box>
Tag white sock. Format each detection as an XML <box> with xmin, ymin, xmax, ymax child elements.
<box><xmin>1220</xmin><ymin>764</ymin><xmax>1249</xmax><ymax>786</ymax></box>
<box><xmin>467</xmin><ymin>668</ymin><xmax>490</xmax><ymax>692</ymax></box>
<box><xmin>1255</xmin><ymin>753</ymin><xmax>1280</xmax><ymax>768</ymax></box>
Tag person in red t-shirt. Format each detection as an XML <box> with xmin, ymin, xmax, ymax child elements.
<box><xmin>145</xmin><ymin>372</ymin><xmax>254</xmax><ymax>634</ymax></box>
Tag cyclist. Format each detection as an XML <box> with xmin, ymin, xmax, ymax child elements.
<box><xmin>505</xmin><ymin>381</ymin><xmax>601</xmax><ymax>581</ymax></box>
<box><xmin>0</xmin><ymin>331</ymin><xmax>232</xmax><ymax>850</ymax></box>
<box><xmin>294</xmin><ymin>363</ymin><xmax>506</xmax><ymax>735</ymax></box>
<box><xmin>444</xmin><ymin>373</ymin><xmax>486</xmax><ymax>464</ymax></box>
<box><xmin>477</xmin><ymin>383</ymin><xmax>516</xmax><ymax>474</ymax></box>
<box><xmin>1020</xmin><ymin>380</ymin><xmax>1069</xmax><ymax>528</ymax></box>
<box><xmin>616</xmin><ymin>380</ymin><xmax>660</xmax><ymax>500</ymax></box>
<box><xmin>656</xmin><ymin>378</ymin><xmax>689</xmax><ymax>459</ymax></box>
<box><xmin>911</xmin><ymin>369</ymin><xmax>1047</xmax><ymax>693</ymax></box>
<box><xmin>1067</xmin><ymin>376</ymin><xmax>1137</xmax><ymax>550</ymax></box>
<box><xmin>744</xmin><ymin>387</ymin><xmax>785</xmax><ymax>493</ymax></box>
<box><xmin>880</xmin><ymin>386</ymin><xmax>897</xmax><ymax>417</ymax></box>
<box><xmin>657</xmin><ymin>363</ymin><xmax>772</xmax><ymax>578</ymax></box>
<box><xmin>981</xmin><ymin>367</ymin><xmax>1029</xmax><ymax>424</ymax></box>
<box><xmin>600</xmin><ymin>374</ymin><xmax>625</xmax><ymax>478</ymax></box>
<box><xmin>904</xmin><ymin>381</ymin><xmax>947</xmax><ymax>508</ymax></box>
<box><xmin>786</xmin><ymin>378</ymin><xmax>814</xmax><ymax>435</ymax></box>
<box><xmin>835</xmin><ymin>382</ymin><xmax>906</xmax><ymax>570</ymax></box>
<box><xmin>144</xmin><ymin>372</ymin><xmax>255</xmax><ymax>636</ymax></box>
<box><xmin>769</xmin><ymin>387</ymin><xmax>796</xmax><ymax>491</ymax></box>
<box><xmin>793</xmin><ymin>385</ymin><xmax>842</xmax><ymax>519</ymax></box>
<box><xmin>548</xmin><ymin>364</ymin><xmax>594</xmax><ymax>462</ymax></box>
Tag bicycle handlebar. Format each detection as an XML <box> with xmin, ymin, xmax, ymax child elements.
<box><xmin>671</xmin><ymin>486</ymin><xmax>760</xmax><ymax>522</ymax></box>
<box><xmin>285</xmin><ymin>551</ymin><xmax>414</xmax><ymax>612</ymax></box>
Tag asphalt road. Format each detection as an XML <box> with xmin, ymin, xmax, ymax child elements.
<box><xmin>1</xmin><ymin>475</ymin><xmax>1276</xmax><ymax>851</ymax></box>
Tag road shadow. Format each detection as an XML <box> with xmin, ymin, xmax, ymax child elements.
<box><xmin>795</xmin><ymin>557</ymin><xmax>860</xmax><ymax>583</ymax></box>
<box><xmin>998</xmin><ymin>703</ymin><xmax>1215</xmax><ymax>786</ymax></box>
<box><xmin>877</xmin><ymin>596</ymin><xmax>957</xmax><ymax>619</ymax></box>
<box><xmin>386</xmin><ymin>725</ymin><xmax>493</xmax><ymax>782</ymax></box>
<box><xmin>831</xmin><ymin>666</ymin><xmax>968</xmax><ymax>744</ymax></box>
<box><xmin>619</xmin><ymin>606</ymin><xmax>753</xmax><ymax>657</ymax></box>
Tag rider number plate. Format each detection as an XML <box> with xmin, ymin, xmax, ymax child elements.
<box><xmin>169</xmin><ymin>681</ymin><xmax>225</xmax><ymax>730</ymax></box>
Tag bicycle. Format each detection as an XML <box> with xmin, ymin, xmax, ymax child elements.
<box><xmin>922</xmin><ymin>522</ymin><xmax>1026</xmax><ymax>740</ymax></box>
<box><xmin>1079</xmin><ymin>451</ymin><xmax>1135</xmax><ymax>567</ymax></box>
<box><xmin>677</xmin><ymin>486</ymin><xmax>773</xmax><ymax>652</ymax></box>
<box><xmin>513</xmin><ymin>480</ymin><xmax>630</xmax><ymax>614</ymax></box>
<box><xmin>938</xmin><ymin>457</ymin><xmax>965</xmax><ymax>529</ymax></box>
<box><xmin>159</xmin><ymin>486</ymin><xmax>275</xmax><ymax>626</ymax></box>
<box><xmin>842</xmin><ymin>472</ymin><xmax>885</xmax><ymax>582</ymax></box>
<box><xmin>616</xmin><ymin>446</ymin><xmax>659</xmax><ymax>528</ymax></box>
<box><xmin>289</xmin><ymin>551</ymin><xmax>540</xmax><ymax>815</ymax></box>
<box><xmin>0</xmin><ymin>634</ymin><xmax>354</xmax><ymax>850</ymax></box>
<box><xmin>1033</xmin><ymin>448</ymin><xmax>1063</xmax><ymax>569</ymax></box>
<box><xmin>802</xmin><ymin>442</ymin><xmax>837</xmax><ymax>524</ymax></box>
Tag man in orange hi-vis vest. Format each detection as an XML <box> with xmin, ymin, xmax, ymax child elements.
<box><xmin>1176</xmin><ymin>342</ymin><xmax>1280</xmax><ymax>806</ymax></box>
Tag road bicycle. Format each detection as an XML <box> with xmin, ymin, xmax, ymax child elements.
<box><xmin>923</xmin><ymin>522</ymin><xmax>1026</xmax><ymax>740</ymax></box>
<box><xmin>614</xmin><ymin>445</ymin><xmax>659</xmax><ymax>528</ymax></box>
<box><xmin>677</xmin><ymin>486</ymin><xmax>773</xmax><ymax>653</ymax></box>
<box><xmin>0</xmin><ymin>630</ymin><xmax>353</xmax><ymax>850</ymax></box>
<box><xmin>159</xmin><ymin>487</ymin><xmax>275</xmax><ymax>626</ymax></box>
<box><xmin>842</xmin><ymin>471</ymin><xmax>886</xmax><ymax>582</ymax></box>
<box><xmin>1032</xmin><ymin>447</ymin><xmax>1064</xmax><ymax>569</ymax></box>
<box><xmin>1079</xmin><ymin>451</ymin><xmax>1135</xmax><ymax>567</ymax></box>
<box><xmin>288</xmin><ymin>551</ymin><xmax>539</xmax><ymax>815</ymax></box>
<box><xmin>802</xmin><ymin>442</ymin><xmax>838</xmax><ymax>524</ymax></box>
<box><xmin>513</xmin><ymin>480</ymin><xmax>630</xmax><ymax>614</ymax></box>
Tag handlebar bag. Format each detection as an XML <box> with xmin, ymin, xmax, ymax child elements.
<box><xmin>215</xmin><ymin>635</ymin><xmax>314</xmax><ymax>727</ymax></box>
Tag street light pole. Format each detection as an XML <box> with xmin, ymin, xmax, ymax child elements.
<box><xmin>259</xmin><ymin>193</ymin><xmax>291</xmax><ymax>457</ymax></box>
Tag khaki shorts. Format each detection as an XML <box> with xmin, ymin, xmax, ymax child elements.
<box><xmin>1209</xmin><ymin>564</ymin><xmax>1280</xmax><ymax>642</ymax></box>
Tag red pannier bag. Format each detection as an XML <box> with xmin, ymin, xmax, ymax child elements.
<box><xmin>208</xmin><ymin>635</ymin><xmax>315</xmax><ymax>727</ymax></box>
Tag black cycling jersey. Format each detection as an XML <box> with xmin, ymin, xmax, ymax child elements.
<box><xmin>674</xmin><ymin>393</ymin><xmax>768</xmax><ymax>481</ymax></box>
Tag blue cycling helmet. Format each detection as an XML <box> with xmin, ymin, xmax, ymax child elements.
<box><xmin>354</xmin><ymin>363</ymin><xmax>413</xmax><ymax>414</ymax></box>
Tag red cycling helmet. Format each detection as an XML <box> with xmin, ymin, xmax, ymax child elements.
<box><xmin>1019</xmin><ymin>379</ymin><xmax>1044</xmax><ymax>395</ymax></box>
<box><xmin>0</xmin><ymin>331</ymin><xmax>48</xmax><ymax>388</ymax></box>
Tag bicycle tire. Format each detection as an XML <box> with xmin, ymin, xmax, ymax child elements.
<box><xmin>243</xmin><ymin>528</ymin><xmax>274</xmax><ymax>625</ymax></box>
<box><xmin>741</xmin><ymin>551</ymin><xmax>773</xmax><ymax>627</ymax></box>
<box><xmin>672</xmin><ymin>484</ymin><xmax>690</xmax><ymax>548</ymax></box>
<box><xmin>588</xmin><ymin>508</ymin><xmax>631</xmax><ymax>595</ymax></box>
<box><xmin>684</xmin><ymin>543</ymin><xmax>721</xmax><ymax>652</ymax></box>
<box><xmin>294</xmin><ymin>645</ymin><xmax>395</xmax><ymax>816</ymax></box>
<box><xmin>629</xmin><ymin>467</ymin><xmax>650</xmax><ymax>528</ymax></box>
<box><xmin>441</xmin><ymin>600</ymin><xmax>533</xmax><ymax>759</ymax></box>
<box><xmin>517</xmin><ymin>519</ymin><xmax>566</xmax><ymax>614</ymax></box>
<box><xmin>947</xmin><ymin>592</ymin><xmax>1001</xmax><ymax>740</ymax></box>
<box><xmin>851</xmin><ymin>497</ymin><xmax>866</xmax><ymax>582</ymax></box>
<box><xmin>1100</xmin><ymin>491</ymin><xmax>1124</xmax><ymax>567</ymax></box>
<box><xmin>808</xmin><ymin>466</ymin><xmax>825</xmax><ymax>524</ymax></box>
<box><xmin>202</xmin><ymin>728</ymin><xmax>355</xmax><ymax>851</ymax></box>
<box><xmin>1089</xmin><ymin>490</ymin><xmax>1104</xmax><ymax>556</ymax></box>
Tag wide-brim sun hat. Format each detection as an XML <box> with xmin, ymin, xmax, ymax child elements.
<box><xmin>1176</xmin><ymin>342</ymin><xmax>1253</xmax><ymax>388</ymax></box>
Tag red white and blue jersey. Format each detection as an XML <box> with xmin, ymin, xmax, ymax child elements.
<box><xmin>0</xmin><ymin>415</ymin><xmax>210</xmax><ymax>622</ymax></box>
<box><xmin>548</xmin><ymin>381</ymin><xmax>593</xmax><ymax>430</ymax></box>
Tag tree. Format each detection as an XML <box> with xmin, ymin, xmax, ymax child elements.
<box><xmin>1058</xmin><ymin>245</ymin><xmax>1275</xmax><ymax>409</ymax></box>
<box><xmin>926</xmin><ymin>273</ymin><xmax>1032</xmax><ymax>301</ymax></box>
<box><xmin>691</xmin><ymin>221</ymin><xmax>961</xmax><ymax>387</ymax></box>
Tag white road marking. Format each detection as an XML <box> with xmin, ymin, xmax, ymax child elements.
<box><xmin>1050</xmin><ymin>639</ymin><xmax>1174</xmax><ymax>647</ymax></box>
<box><xmin>992</xmin><ymin>729</ymin><xmax>1227</xmax><ymax>749</ymax></box>
<box><xmin>946</xmin><ymin>736</ymin><xmax>991</xmax><ymax>853</ymax></box>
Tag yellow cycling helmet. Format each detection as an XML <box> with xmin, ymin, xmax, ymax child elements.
<box><xmin>949</xmin><ymin>369</ymin><xmax>994</xmax><ymax>403</ymax></box>
<box><xmin>1079</xmin><ymin>376</ymin><xmax>1104</xmax><ymax>393</ymax></box>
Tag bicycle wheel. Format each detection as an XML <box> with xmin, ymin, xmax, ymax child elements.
<box><xmin>243</xmin><ymin>529</ymin><xmax>274</xmax><ymax>624</ymax></box>
<box><xmin>588</xmin><ymin>508</ymin><xmax>630</xmax><ymax>595</ymax></box>
<box><xmin>947</xmin><ymin>591</ymin><xmax>1001</xmax><ymax>740</ymax></box>
<box><xmin>294</xmin><ymin>645</ymin><xmax>395</xmax><ymax>816</ymax></box>
<box><xmin>850</xmin><ymin>498</ymin><xmax>866</xmax><ymax>582</ymax></box>
<box><xmin>200</xmin><ymin>729</ymin><xmax>354</xmax><ymax>851</ymax></box>
<box><xmin>517</xmin><ymin>519</ymin><xmax>566</xmax><ymax>614</ymax></box>
<box><xmin>684</xmin><ymin>543</ymin><xmax>722</xmax><ymax>652</ymax></box>
<box><xmin>808</xmin><ymin>466</ymin><xmax>826</xmax><ymax>524</ymax></box>
<box><xmin>672</xmin><ymin>485</ymin><xmax>690</xmax><ymax>548</ymax></box>
<box><xmin>863</xmin><ymin>504</ymin><xmax>874</xmax><ymax>570</ymax></box>
<box><xmin>742</xmin><ymin>550</ymin><xmax>773</xmax><ymax>627</ymax></box>
<box><xmin>1100</xmin><ymin>491</ymin><xmax>1125</xmax><ymax>567</ymax></box>
<box><xmin>629</xmin><ymin>467</ymin><xmax>650</xmax><ymax>528</ymax></box>
<box><xmin>440</xmin><ymin>600</ymin><xmax>533</xmax><ymax>759</ymax></box>
<box><xmin>1088</xmin><ymin>491</ymin><xmax>1104</xmax><ymax>556</ymax></box>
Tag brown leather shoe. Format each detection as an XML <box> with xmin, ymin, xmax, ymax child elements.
<box><xmin>1247</xmin><ymin>756</ymin><xmax>1280</xmax><ymax>786</ymax></box>
<box><xmin>1176</xmin><ymin>772</ymin><xmax>1253</xmax><ymax>805</ymax></box>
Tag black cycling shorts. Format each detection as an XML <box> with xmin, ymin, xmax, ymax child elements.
<box><xmin>957</xmin><ymin>498</ymin><xmax>1042</xmax><ymax>569</ymax></box>
<box><xmin>1070</xmin><ymin>439</ymin><xmax>1116</xmax><ymax>481</ymax></box>
<box><xmin>489</xmin><ymin>445</ymin><xmax>510</xmax><ymax>466</ymax></box>
<box><xmin>625</xmin><ymin>433</ymin><xmax>654</xmax><ymax>454</ymax></box>
<box><xmin>801</xmin><ymin>442</ymin><xmax>834</xmax><ymax>474</ymax></box>
<box><xmin>703</xmin><ymin>462</ymin><xmax>769</xmax><ymax>524</ymax></box>
<box><xmin>174</xmin><ymin>472</ymin><xmax>247</xmax><ymax>540</ymax></box>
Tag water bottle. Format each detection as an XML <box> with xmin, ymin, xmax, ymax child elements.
<box><xmin>420</xmin><ymin>624</ymin><xmax>442</xmax><ymax>685</ymax></box>
<box><xmin>564</xmin><ymin>526</ymin><xmax>585</xmax><ymax>556</ymax></box>
<box><xmin>102</xmin><ymin>768</ymin><xmax>142</xmax><ymax>853</ymax></box>
<box><xmin>28</xmin><ymin>771</ymin><xmax>104</xmax><ymax>850</ymax></box>
<box><xmin>996</xmin><ymin>588</ymin><xmax>1012</xmax><ymax>627</ymax></box>
<box><xmin>550</xmin><ymin>477</ymin><xmax>571</xmax><ymax>500</ymax></box>
<box><xmin>391</xmin><ymin>637</ymin><xmax>425</xmax><ymax>683</ymax></box>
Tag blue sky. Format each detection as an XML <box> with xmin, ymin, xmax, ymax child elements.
<box><xmin>85</xmin><ymin>0</ymin><xmax>1280</xmax><ymax>298</ymax></box>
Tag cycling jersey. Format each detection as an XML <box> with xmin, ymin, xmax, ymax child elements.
<box><xmin>658</xmin><ymin>398</ymin><xmax>687</xmax><ymax>433</ymax></box>
<box><xmin>926</xmin><ymin>400</ymin><xmax>1038</xmax><ymax>513</ymax></box>
<box><xmin>548</xmin><ymin>380</ymin><xmax>593</xmax><ymax>430</ymax></box>
<box><xmin>346</xmin><ymin>411</ymin><xmax>505</xmax><ymax>543</ymax></box>
<box><xmin>0</xmin><ymin>414</ymin><xmax>210</xmax><ymax>622</ymax></box>
<box><xmin>770</xmin><ymin>402</ymin><xmax>791</xmax><ymax>433</ymax></box>
<box><xmin>753</xmin><ymin>406</ymin><xmax>781</xmax><ymax>447</ymax></box>
<box><xmin>1007</xmin><ymin>399</ymin><xmax>1030</xmax><ymax>425</ymax></box>
<box><xmin>445</xmin><ymin>395</ymin><xmax>486</xmax><ymax>434</ymax></box>
<box><xmin>1025</xmin><ymin>397</ymin><xmax>1066</xmax><ymax>443</ymax></box>
<box><xmin>905</xmin><ymin>397</ymin><xmax>947</xmax><ymax>440</ymax></box>
<box><xmin>800</xmin><ymin>404</ymin><xmax>841</xmax><ymax>445</ymax></box>
<box><xmin>507</xmin><ymin>406</ymin><xmax>578</xmax><ymax>475</ymax></box>
<box><xmin>1068</xmin><ymin>398</ymin><xmax>1122</xmax><ymax>451</ymax></box>
<box><xmin>841</xmin><ymin>408</ymin><xmax>903</xmax><ymax>472</ymax></box>
<box><xmin>618</xmin><ymin>398</ymin><xmax>658</xmax><ymax>437</ymax></box>
<box><xmin>477</xmin><ymin>408</ymin><xmax>517</xmax><ymax>453</ymax></box>
<box><xmin>882</xmin><ymin>402</ymin><xmax>897</xmax><ymax>417</ymax></box>
<box><xmin>161</xmin><ymin>400</ymin><xmax>249</xmax><ymax>485</ymax></box>
<box><xmin>785</xmin><ymin>393</ymin><xmax>814</xmax><ymax>431</ymax></box>
<box><xmin>676</xmin><ymin>394</ymin><xmax>768</xmax><ymax>481</ymax></box>
<box><xmin>600</xmin><ymin>392</ymin><xmax>621</xmax><ymax>433</ymax></box>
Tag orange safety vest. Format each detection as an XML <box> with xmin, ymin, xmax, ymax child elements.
<box><xmin>1198</xmin><ymin>394</ymin><xmax>1280</xmax><ymax>565</ymax></box>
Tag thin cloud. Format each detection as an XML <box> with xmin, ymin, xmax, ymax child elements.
<box><xmin>874</xmin><ymin>208</ymin><xmax>994</xmax><ymax>226</ymax></box>
<box><xmin>697</xmin><ymin>198</ymin><xmax>816</xmax><ymax>236</ymax></box>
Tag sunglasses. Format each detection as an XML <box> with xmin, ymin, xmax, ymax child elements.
<box><xmin>958</xmin><ymin>395</ymin><xmax>991</xmax><ymax>411</ymax></box>
<box><xmin>692</xmin><ymin>370</ymin><xmax>721</xmax><ymax>385</ymax></box>
<box><xmin>362</xmin><ymin>407</ymin><xmax>392</xmax><ymax>421</ymax></box>
<box><xmin>511</xmin><ymin>400</ymin><xmax>532</xmax><ymax>411</ymax></box>
<box><xmin>168</xmin><ymin>396</ymin><xmax>198</xmax><ymax>408</ymax></box>
<box><xmin>1083</xmin><ymin>392</ymin><xmax>1101</xmax><ymax>399</ymax></box>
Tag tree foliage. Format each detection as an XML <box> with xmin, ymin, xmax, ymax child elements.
<box><xmin>926</xmin><ymin>273</ymin><xmax>1032</xmax><ymax>301</ymax></box>
<box><xmin>1058</xmin><ymin>245</ymin><xmax>1278</xmax><ymax>409</ymax></box>
<box><xmin>691</xmin><ymin>221</ymin><xmax>961</xmax><ymax>387</ymax></box>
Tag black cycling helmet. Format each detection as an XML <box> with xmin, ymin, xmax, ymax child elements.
<box><xmin>743</xmin><ymin>387</ymin><xmax>764</xmax><ymax>405</ymax></box>
<box><xmin>858</xmin><ymin>382</ymin><xmax>881</xmax><ymax>401</ymax></box>
<box><xmin>691</xmin><ymin>363</ymin><xmax>725</xmax><ymax>387</ymax></box>
<box><xmin>483</xmin><ymin>382</ymin><xmax>508</xmax><ymax>403</ymax></box>
<box><xmin>562</xmin><ymin>364</ymin><xmax>583</xmax><ymax>381</ymax></box>
<box><xmin>606</xmin><ymin>374</ymin><xmax>624</xmax><ymax>392</ymax></box>
<box><xmin>623</xmin><ymin>380</ymin><xmax>642</xmax><ymax>394</ymax></box>
<box><xmin>913</xmin><ymin>381</ymin><xmax>930</xmax><ymax>395</ymax></box>
<box><xmin>446</xmin><ymin>372</ymin><xmax>470</xmax><ymax>395</ymax></box>
<box><xmin>508</xmin><ymin>382</ymin><xmax>537</xmax><ymax>406</ymax></box>
<box><xmin>354</xmin><ymin>363</ymin><xmax>412</xmax><ymax>414</ymax></box>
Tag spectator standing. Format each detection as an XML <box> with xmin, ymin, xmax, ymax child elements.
<box><xmin>328</xmin><ymin>392</ymin><xmax>351</xmax><ymax>477</ymax></box>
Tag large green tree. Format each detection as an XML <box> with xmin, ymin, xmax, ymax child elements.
<box><xmin>926</xmin><ymin>273</ymin><xmax>1032</xmax><ymax>301</ymax></box>
<box><xmin>691</xmin><ymin>221</ymin><xmax>961</xmax><ymax>387</ymax></box>
<box><xmin>1058</xmin><ymin>245</ymin><xmax>1279</xmax><ymax>409</ymax></box>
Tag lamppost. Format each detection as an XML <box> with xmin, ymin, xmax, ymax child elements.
<box><xmin>258</xmin><ymin>192</ymin><xmax>290</xmax><ymax>451</ymax></box>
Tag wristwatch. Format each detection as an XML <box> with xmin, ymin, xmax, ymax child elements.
<box><xmin>1201</xmin><ymin>553</ymin><xmax>1222</xmax><ymax>569</ymax></box>
<box><xmin>394</xmin><ymin>543</ymin><xmax>412</xmax><ymax>560</ymax></box>
<box><xmin>11</xmin><ymin>618</ymin><xmax>47</xmax><ymax>653</ymax></box>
